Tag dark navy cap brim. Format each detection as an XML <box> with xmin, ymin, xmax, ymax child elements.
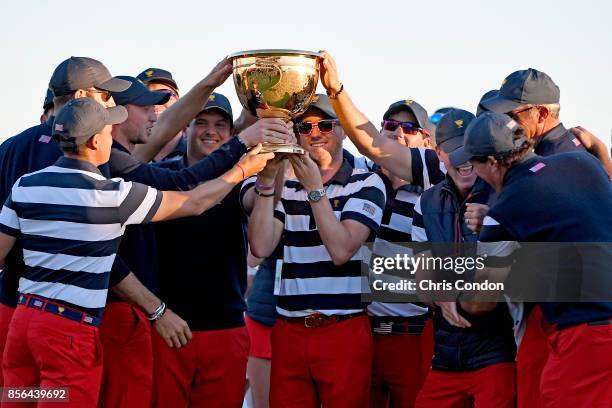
<box><xmin>97</xmin><ymin>76</ymin><xmax>131</xmax><ymax>92</ymax></box>
<box><xmin>449</xmin><ymin>146</ymin><xmax>472</xmax><ymax>167</ymax></box>
<box><xmin>130</xmin><ymin>91</ymin><xmax>171</xmax><ymax>106</ymax></box>
<box><xmin>480</xmin><ymin>94</ymin><xmax>522</xmax><ymax>114</ymax></box>
<box><xmin>439</xmin><ymin>136</ymin><xmax>464</xmax><ymax>154</ymax></box>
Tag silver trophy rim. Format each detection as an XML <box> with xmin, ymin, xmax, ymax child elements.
<box><xmin>227</xmin><ymin>49</ymin><xmax>322</xmax><ymax>59</ymax></box>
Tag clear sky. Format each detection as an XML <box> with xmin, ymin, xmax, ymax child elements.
<box><xmin>1</xmin><ymin>0</ymin><xmax>611</xmax><ymax>151</ymax></box>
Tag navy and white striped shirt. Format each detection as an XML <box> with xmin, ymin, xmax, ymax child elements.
<box><xmin>274</xmin><ymin>160</ymin><xmax>386</xmax><ymax>317</ymax></box>
<box><xmin>0</xmin><ymin>157</ymin><xmax>162</xmax><ymax>316</ymax></box>
<box><xmin>368</xmin><ymin>148</ymin><xmax>445</xmax><ymax>317</ymax></box>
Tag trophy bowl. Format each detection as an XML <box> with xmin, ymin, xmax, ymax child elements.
<box><xmin>228</xmin><ymin>49</ymin><xmax>322</xmax><ymax>154</ymax></box>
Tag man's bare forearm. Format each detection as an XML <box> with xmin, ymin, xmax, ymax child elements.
<box><xmin>112</xmin><ymin>272</ymin><xmax>160</xmax><ymax>315</ymax></box>
<box><xmin>134</xmin><ymin>81</ymin><xmax>216</xmax><ymax>163</ymax></box>
<box><xmin>330</xmin><ymin>90</ymin><xmax>413</xmax><ymax>181</ymax></box>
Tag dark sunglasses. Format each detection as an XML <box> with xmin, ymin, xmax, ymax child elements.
<box><xmin>295</xmin><ymin>120</ymin><xmax>337</xmax><ymax>136</ymax></box>
<box><xmin>381</xmin><ymin>120</ymin><xmax>422</xmax><ymax>134</ymax></box>
<box><xmin>87</xmin><ymin>88</ymin><xmax>112</xmax><ymax>102</ymax></box>
<box><xmin>507</xmin><ymin>105</ymin><xmax>535</xmax><ymax>118</ymax></box>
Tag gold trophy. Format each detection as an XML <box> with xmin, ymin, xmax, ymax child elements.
<box><xmin>228</xmin><ymin>49</ymin><xmax>322</xmax><ymax>154</ymax></box>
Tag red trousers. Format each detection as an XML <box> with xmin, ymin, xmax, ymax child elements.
<box><xmin>98</xmin><ymin>302</ymin><xmax>152</xmax><ymax>408</ymax></box>
<box><xmin>2</xmin><ymin>305</ymin><xmax>103</xmax><ymax>408</ymax></box>
<box><xmin>540</xmin><ymin>322</ymin><xmax>612</xmax><ymax>408</ymax></box>
<box><xmin>420</xmin><ymin>318</ymin><xmax>434</xmax><ymax>379</ymax></box>
<box><xmin>370</xmin><ymin>333</ymin><xmax>429</xmax><ymax>408</ymax></box>
<box><xmin>270</xmin><ymin>315</ymin><xmax>373</xmax><ymax>408</ymax></box>
<box><xmin>0</xmin><ymin>303</ymin><xmax>15</xmax><ymax>387</ymax></box>
<box><xmin>415</xmin><ymin>362</ymin><xmax>516</xmax><ymax>408</ymax></box>
<box><xmin>516</xmin><ymin>305</ymin><xmax>549</xmax><ymax>408</ymax></box>
<box><xmin>151</xmin><ymin>326</ymin><xmax>250</xmax><ymax>408</ymax></box>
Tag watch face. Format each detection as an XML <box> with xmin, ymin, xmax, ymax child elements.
<box><xmin>308</xmin><ymin>189</ymin><xmax>323</xmax><ymax>202</ymax></box>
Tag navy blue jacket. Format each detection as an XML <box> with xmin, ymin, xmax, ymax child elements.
<box><xmin>414</xmin><ymin>176</ymin><xmax>517</xmax><ymax>371</ymax></box>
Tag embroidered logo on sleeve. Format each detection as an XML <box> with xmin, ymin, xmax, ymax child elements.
<box><xmin>572</xmin><ymin>137</ymin><xmax>582</xmax><ymax>146</ymax></box>
<box><xmin>38</xmin><ymin>135</ymin><xmax>52</xmax><ymax>143</ymax></box>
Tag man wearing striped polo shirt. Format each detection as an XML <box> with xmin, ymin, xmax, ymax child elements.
<box><xmin>249</xmin><ymin>95</ymin><xmax>386</xmax><ymax>407</ymax></box>
<box><xmin>0</xmin><ymin>99</ymin><xmax>273</xmax><ymax>407</ymax></box>
<box><xmin>368</xmin><ymin>99</ymin><xmax>445</xmax><ymax>408</ymax></box>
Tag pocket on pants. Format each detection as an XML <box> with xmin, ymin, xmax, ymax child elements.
<box><xmin>102</xmin><ymin>306</ymin><xmax>145</xmax><ymax>345</ymax></box>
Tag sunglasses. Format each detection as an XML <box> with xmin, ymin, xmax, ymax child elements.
<box><xmin>507</xmin><ymin>105</ymin><xmax>535</xmax><ymax>118</ymax></box>
<box><xmin>295</xmin><ymin>120</ymin><xmax>337</xmax><ymax>136</ymax></box>
<box><xmin>381</xmin><ymin>120</ymin><xmax>423</xmax><ymax>134</ymax></box>
<box><xmin>87</xmin><ymin>88</ymin><xmax>112</xmax><ymax>102</ymax></box>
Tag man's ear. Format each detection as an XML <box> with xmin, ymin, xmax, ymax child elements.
<box><xmin>423</xmin><ymin>137</ymin><xmax>432</xmax><ymax>149</ymax></box>
<box><xmin>85</xmin><ymin>134</ymin><xmax>99</xmax><ymax>150</ymax></box>
<box><xmin>537</xmin><ymin>105</ymin><xmax>550</xmax><ymax>123</ymax></box>
<box><xmin>74</xmin><ymin>89</ymin><xmax>88</xmax><ymax>99</ymax></box>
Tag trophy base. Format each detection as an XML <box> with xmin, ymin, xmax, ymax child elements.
<box><xmin>260</xmin><ymin>143</ymin><xmax>305</xmax><ymax>154</ymax></box>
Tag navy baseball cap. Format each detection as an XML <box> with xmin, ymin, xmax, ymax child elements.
<box><xmin>53</xmin><ymin>98</ymin><xmax>127</xmax><ymax>147</ymax></box>
<box><xmin>136</xmin><ymin>68</ymin><xmax>179</xmax><ymax>92</ymax></box>
<box><xmin>111</xmin><ymin>76</ymin><xmax>171</xmax><ymax>107</ymax></box>
<box><xmin>430</xmin><ymin>107</ymin><xmax>456</xmax><ymax>125</ymax></box>
<box><xmin>481</xmin><ymin>69</ymin><xmax>560</xmax><ymax>113</ymax></box>
<box><xmin>49</xmin><ymin>57</ymin><xmax>130</xmax><ymax>97</ymax></box>
<box><xmin>476</xmin><ymin>89</ymin><xmax>498</xmax><ymax>117</ymax></box>
<box><xmin>449</xmin><ymin>111</ymin><xmax>527</xmax><ymax>167</ymax></box>
<box><xmin>196</xmin><ymin>92</ymin><xmax>233</xmax><ymax>120</ymax></box>
<box><xmin>43</xmin><ymin>88</ymin><xmax>54</xmax><ymax>110</ymax></box>
<box><xmin>296</xmin><ymin>94</ymin><xmax>336</xmax><ymax>120</ymax></box>
<box><xmin>436</xmin><ymin>109</ymin><xmax>476</xmax><ymax>161</ymax></box>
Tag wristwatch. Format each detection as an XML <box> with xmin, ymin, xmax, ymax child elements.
<box><xmin>307</xmin><ymin>188</ymin><xmax>326</xmax><ymax>202</ymax></box>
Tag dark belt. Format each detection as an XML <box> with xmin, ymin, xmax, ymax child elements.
<box><xmin>279</xmin><ymin>311</ymin><xmax>366</xmax><ymax>328</ymax></box>
<box><xmin>17</xmin><ymin>293</ymin><xmax>101</xmax><ymax>328</ymax></box>
<box><xmin>587</xmin><ymin>319</ymin><xmax>612</xmax><ymax>326</ymax></box>
<box><xmin>370</xmin><ymin>315</ymin><xmax>427</xmax><ymax>335</ymax></box>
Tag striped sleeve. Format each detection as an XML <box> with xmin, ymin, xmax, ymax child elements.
<box><xmin>0</xmin><ymin>193</ymin><xmax>20</xmax><ymax>237</ymax></box>
<box><xmin>410</xmin><ymin>148</ymin><xmax>445</xmax><ymax>190</ymax></box>
<box><xmin>477</xmin><ymin>216</ymin><xmax>519</xmax><ymax>267</ymax></box>
<box><xmin>239</xmin><ymin>176</ymin><xmax>257</xmax><ymax>215</ymax></box>
<box><xmin>411</xmin><ymin>196</ymin><xmax>428</xmax><ymax>243</ymax></box>
<box><xmin>118</xmin><ymin>181</ymin><xmax>163</xmax><ymax>226</ymax></box>
<box><xmin>340</xmin><ymin>173</ymin><xmax>386</xmax><ymax>232</ymax></box>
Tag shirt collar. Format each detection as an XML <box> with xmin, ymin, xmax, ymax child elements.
<box><xmin>54</xmin><ymin>156</ymin><xmax>104</xmax><ymax>176</ymax></box>
<box><xmin>536</xmin><ymin>123</ymin><xmax>567</xmax><ymax>147</ymax></box>
<box><xmin>112</xmin><ymin>139</ymin><xmax>130</xmax><ymax>154</ymax></box>
<box><xmin>294</xmin><ymin>159</ymin><xmax>353</xmax><ymax>191</ymax></box>
<box><xmin>502</xmin><ymin>152</ymin><xmax>539</xmax><ymax>185</ymax></box>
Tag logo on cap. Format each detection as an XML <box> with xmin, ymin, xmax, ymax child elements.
<box><xmin>208</xmin><ymin>94</ymin><xmax>216</xmax><ymax>101</ymax></box>
<box><xmin>455</xmin><ymin>120</ymin><xmax>464</xmax><ymax>128</ymax></box>
<box><xmin>145</xmin><ymin>70</ymin><xmax>154</xmax><ymax>78</ymax></box>
<box><xmin>55</xmin><ymin>123</ymin><xmax>64</xmax><ymax>131</ymax></box>
<box><xmin>58</xmin><ymin>307</ymin><xmax>65</xmax><ymax>314</ymax></box>
<box><xmin>404</xmin><ymin>99</ymin><xmax>413</xmax><ymax>105</ymax></box>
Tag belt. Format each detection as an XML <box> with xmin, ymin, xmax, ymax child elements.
<box><xmin>279</xmin><ymin>312</ymin><xmax>366</xmax><ymax>328</ymax></box>
<box><xmin>587</xmin><ymin>319</ymin><xmax>612</xmax><ymax>326</ymax></box>
<box><xmin>370</xmin><ymin>315</ymin><xmax>427</xmax><ymax>335</ymax></box>
<box><xmin>17</xmin><ymin>294</ymin><xmax>101</xmax><ymax>328</ymax></box>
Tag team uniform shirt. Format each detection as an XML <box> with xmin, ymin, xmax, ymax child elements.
<box><xmin>153</xmin><ymin>154</ymin><xmax>248</xmax><ymax>331</ymax></box>
<box><xmin>368</xmin><ymin>148</ymin><xmax>446</xmax><ymax>317</ymax></box>
<box><xmin>104</xmin><ymin>138</ymin><xmax>247</xmax><ymax>295</ymax></box>
<box><xmin>274</xmin><ymin>159</ymin><xmax>386</xmax><ymax>317</ymax></box>
<box><xmin>478</xmin><ymin>152</ymin><xmax>612</xmax><ymax>328</ymax></box>
<box><xmin>534</xmin><ymin>123</ymin><xmax>585</xmax><ymax>156</ymax></box>
<box><xmin>0</xmin><ymin>157</ymin><xmax>162</xmax><ymax>317</ymax></box>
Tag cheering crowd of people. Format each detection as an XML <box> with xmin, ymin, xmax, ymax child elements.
<box><xmin>0</xmin><ymin>52</ymin><xmax>610</xmax><ymax>408</ymax></box>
